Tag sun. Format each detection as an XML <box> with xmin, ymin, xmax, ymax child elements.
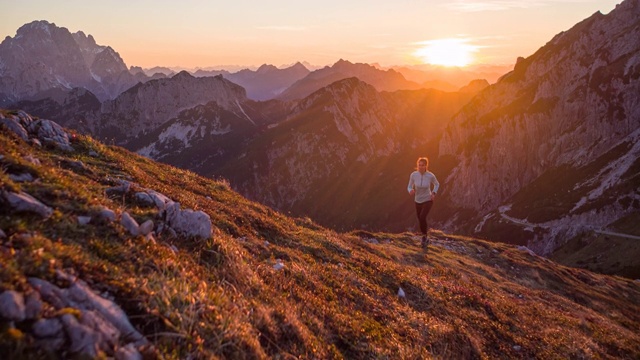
<box><xmin>413</xmin><ymin>38</ymin><xmax>478</xmax><ymax>67</ymax></box>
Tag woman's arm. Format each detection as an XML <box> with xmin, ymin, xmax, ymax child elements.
<box><xmin>407</xmin><ymin>173</ymin><xmax>415</xmax><ymax>194</ymax></box>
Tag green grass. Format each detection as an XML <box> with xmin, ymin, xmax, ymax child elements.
<box><xmin>1</xmin><ymin>124</ymin><xmax>639</xmax><ymax>359</ymax></box>
<box><xmin>547</xmin><ymin>205</ymin><xmax>640</xmax><ymax>279</ymax></box>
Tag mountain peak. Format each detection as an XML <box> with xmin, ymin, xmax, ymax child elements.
<box><xmin>290</xmin><ymin>61</ymin><xmax>308</xmax><ymax>70</ymax></box>
<box><xmin>256</xmin><ymin>64</ymin><xmax>278</xmax><ymax>74</ymax></box>
<box><xmin>15</xmin><ymin>20</ymin><xmax>60</xmax><ymax>38</ymax></box>
<box><xmin>21</xmin><ymin>19</ymin><xmax>55</xmax><ymax>30</ymax></box>
<box><xmin>333</xmin><ymin>58</ymin><xmax>353</xmax><ymax>68</ymax></box>
<box><xmin>172</xmin><ymin>70</ymin><xmax>195</xmax><ymax>79</ymax></box>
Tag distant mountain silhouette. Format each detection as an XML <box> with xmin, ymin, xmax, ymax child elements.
<box><xmin>394</xmin><ymin>64</ymin><xmax>512</xmax><ymax>88</ymax></box>
<box><xmin>194</xmin><ymin>62</ymin><xmax>310</xmax><ymax>101</ymax></box>
<box><xmin>277</xmin><ymin>59</ymin><xmax>423</xmax><ymax>101</ymax></box>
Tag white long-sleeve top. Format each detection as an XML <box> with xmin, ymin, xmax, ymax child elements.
<box><xmin>407</xmin><ymin>171</ymin><xmax>440</xmax><ymax>203</ymax></box>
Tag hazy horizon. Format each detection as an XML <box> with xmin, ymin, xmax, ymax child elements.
<box><xmin>1</xmin><ymin>0</ymin><xmax>622</xmax><ymax>70</ymax></box>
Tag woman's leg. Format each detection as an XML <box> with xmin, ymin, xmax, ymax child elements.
<box><xmin>419</xmin><ymin>201</ymin><xmax>433</xmax><ymax>236</ymax></box>
<box><xmin>415</xmin><ymin>201</ymin><xmax>432</xmax><ymax>235</ymax></box>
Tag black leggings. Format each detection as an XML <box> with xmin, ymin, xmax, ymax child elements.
<box><xmin>415</xmin><ymin>201</ymin><xmax>433</xmax><ymax>235</ymax></box>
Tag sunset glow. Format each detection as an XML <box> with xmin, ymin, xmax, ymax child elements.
<box><xmin>414</xmin><ymin>39</ymin><xmax>479</xmax><ymax>67</ymax></box>
<box><xmin>0</xmin><ymin>0</ymin><xmax>621</xmax><ymax>68</ymax></box>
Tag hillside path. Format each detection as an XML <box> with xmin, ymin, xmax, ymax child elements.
<box><xmin>498</xmin><ymin>206</ymin><xmax>640</xmax><ymax>240</ymax></box>
<box><xmin>593</xmin><ymin>230</ymin><xmax>640</xmax><ymax>240</ymax></box>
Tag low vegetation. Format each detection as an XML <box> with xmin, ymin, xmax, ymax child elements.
<box><xmin>1</xmin><ymin>123</ymin><xmax>639</xmax><ymax>359</ymax></box>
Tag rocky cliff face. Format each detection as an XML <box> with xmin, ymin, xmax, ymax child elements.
<box><xmin>0</xmin><ymin>21</ymin><xmax>140</xmax><ymax>105</ymax></box>
<box><xmin>437</xmin><ymin>0</ymin><xmax>640</xmax><ymax>254</ymax></box>
<box><xmin>97</xmin><ymin>71</ymin><xmax>261</xmax><ymax>146</ymax></box>
<box><xmin>214</xmin><ymin>78</ymin><xmax>480</xmax><ymax>230</ymax></box>
<box><xmin>133</xmin><ymin>98</ymin><xmax>289</xmax><ymax>171</ymax></box>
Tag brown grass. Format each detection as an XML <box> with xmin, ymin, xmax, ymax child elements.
<box><xmin>1</xmin><ymin>128</ymin><xmax>639</xmax><ymax>359</ymax></box>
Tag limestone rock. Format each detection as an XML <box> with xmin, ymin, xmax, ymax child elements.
<box><xmin>138</xmin><ymin>220</ymin><xmax>154</xmax><ymax>236</ymax></box>
<box><xmin>98</xmin><ymin>207</ymin><xmax>117</xmax><ymax>222</ymax></box>
<box><xmin>24</xmin><ymin>291</ymin><xmax>43</xmax><ymax>319</ymax></box>
<box><xmin>0</xmin><ymin>116</ymin><xmax>29</xmax><ymax>140</ymax></box>
<box><xmin>120</xmin><ymin>212</ymin><xmax>139</xmax><ymax>236</ymax></box>
<box><xmin>28</xmin><ymin>119</ymin><xmax>74</xmax><ymax>152</ymax></box>
<box><xmin>0</xmin><ymin>290</ymin><xmax>26</xmax><ymax>321</ymax></box>
<box><xmin>32</xmin><ymin>318</ymin><xmax>64</xmax><ymax>338</ymax></box>
<box><xmin>2</xmin><ymin>190</ymin><xmax>53</xmax><ymax>218</ymax></box>
<box><xmin>165</xmin><ymin>202</ymin><xmax>212</xmax><ymax>239</ymax></box>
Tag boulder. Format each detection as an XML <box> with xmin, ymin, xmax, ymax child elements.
<box><xmin>32</xmin><ymin>318</ymin><xmax>64</xmax><ymax>338</ymax></box>
<box><xmin>2</xmin><ymin>190</ymin><xmax>53</xmax><ymax>218</ymax></box>
<box><xmin>146</xmin><ymin>190</ymin><xmax>172</xmax><ymax>211</ymax></box>
<box><xmin>138</xmin><ymin>220</ymin><xmax>154</xmax><ymax>236</ymax></box>
<box><xmin>8</xmin><ymin>173</ymin><xmax>35</xmax><ymax>182</ymax></box>
<box><xmin>27</xmin><ymin>119</ymin><xmax>74</xmax><ymax>152</ymax></box>
<box><xmin>165</xmin><ymin>202</ymin><xmax>212</xmax><ymax>239</ymax></box>
<box><xmin>120</xmin><ymin>212</ymin><xmax>139</xmax><ymax>236</ymax></box>
<box><xmin>98</xmin><ymin>207</ymin><xmax>117</xmax><ymax>222</ymax></box>
<box><xmin>24</xmin><ymin>291</ymin><xmax>43</xmax><ymax>319</ymax></box>
<box><xmin>0</xmin><ymin>116</ymin><xmax>29</xmax><ymax>140</ymax></box>
<box><xmin>0</xmin><ymin>290</ymin><xmax>26</xmax><ymax>321</ymax></box>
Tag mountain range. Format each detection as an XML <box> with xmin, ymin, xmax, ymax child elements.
<box><xmin>1</xmin><ymin>108</ymin><xmax>638</xmax><ymax>358</ymax></box>
<box><xmin>1</xmin><ymin>0</ymin><xmax>639</xmax><ymax>280</ymax></box>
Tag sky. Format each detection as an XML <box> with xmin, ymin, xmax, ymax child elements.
<box><xmin>1</xmin><ymin>0</ymin><xmax>622</xmax><ymax>70</ymax></box>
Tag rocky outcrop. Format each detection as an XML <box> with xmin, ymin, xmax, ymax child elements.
<box><xmin>107</xmin><ymin>180</ymin><xmax>213</xmax><ymax>239</ymax></box>
<box><xmin>0</xmin><ymin>110</ymin><xmax>75</xmax><ymax>151</ymax></box>
<box><xmin>0</xmin><ymin>271</ymin><xmax>151</xmax><ymax>359</ymax></box>
<box><xmin>1</xmin><ymin>111</ymin><xmax>213</xmax><ymax>240</ymax></box>
<box><xmin>437</xmin><ymin>0</ymin><xmax>640</xmax><ymax>253</ymax></box>
<box><xmin>1</xmin><ymin>190</ymin><xmax>53</xmax><ymax>218</ymax></box>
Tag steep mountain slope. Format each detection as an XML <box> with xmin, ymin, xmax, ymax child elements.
<box><xmin>97</xmin><ymin>71</ymin><xmax>259</xmax><ymax>146</ymax></box>
<box><xmin>1</xmin><ymin>109</ymin><xmax>639</xmax><ymax>359</ymax></box>
<box><xmin>436</xmin><ymin>0</ymin><xmax>640</xmax><ymax>256</ymax></box>
<box><xmin>213</xmin><ymin>77</ymin><xmax>484</xmax><ymax>231</ymax></box>
<box><xmin>11</xmin><ymin>87</ymin><xmax>102</xmax><ymax>134</ymax></box>
<box><xmin>0</xmin><ymin>21</ymin><xmax>140</xmax><ymax>104</ymax></box>
<box><xmin>277</xmin><ymin>59</ymin><xmax>422</xmax><ymax>101</ymax></box>
<box><xmin>133</xmin><ymin>98</ymin><xmax>291</xmax><ymax>170</ymax></box>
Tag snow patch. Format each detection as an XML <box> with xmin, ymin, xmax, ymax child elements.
<box><xmin>54</xmin><ymin>75</ymin><xmax>72</xmax><ymax>89</ymax></box>
<box><xmin>90</xmin><ymin>70</ymin><xmax>101</xmax><ymax>82</ymax></box>
<box><xmin>571</xmin><ymin>129</ymin><xmax>640</xmax><ymax>212</ymax></box>
<box><xmin>235</xmin><ymin>100</ymin><xmax>255</xmax><ymax>125</ymax></box>
<box><xmin>474</xmin><ymin>212</ymin><xmax>495</xmax><ymax>233</ymax></box>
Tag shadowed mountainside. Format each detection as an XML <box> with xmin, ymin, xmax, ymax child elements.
<box><xmin>1</xmin><ymin>109</ymin><xmax>639</xmax><ymax>359</ymax></box>
<box><xmin>435</xmin><ymin>0</ymin><xmax>640</xmax><ymax>258</ymax></box>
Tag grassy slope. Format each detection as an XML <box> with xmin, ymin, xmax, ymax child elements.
<box><xmin>551</xmin><ymin>230</ymin><xmax>640</xmax><ymax>279</ymax></box>
<box><xmin>1</xmin><ymin>126</ymin><xmax>639</xmax><ymax>359</ymax></box>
